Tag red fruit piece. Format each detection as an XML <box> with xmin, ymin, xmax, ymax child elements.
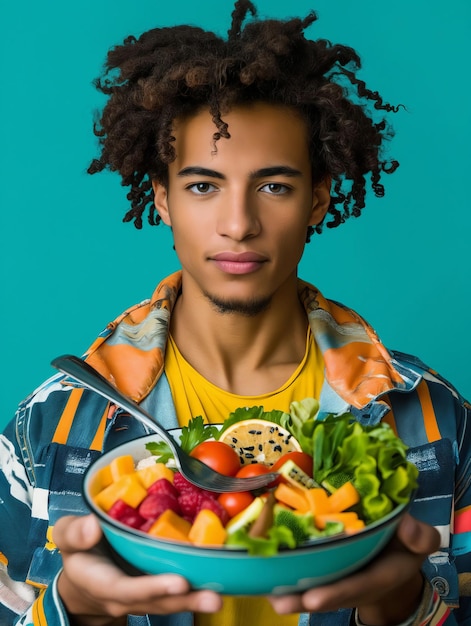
<box><xmin>173</xmin><ymin>472</ymin><xmax>218</xmax><ymax>500</ymax></box>
<box><xmin>120</xmin><ymin>510</ymin><xmax>146</xmax><ymax>529</ymax></box>
<box><xmin>178</xmin><ymin>491</ymin><xmax>202</xmax><ymax>522</ymax></box>
<box><xmin>138</xmin><ymin>493</ymin><xmax>181</xmax><ymax>520</ymax></box>
<box><xmin>139</xmin><ymin>518</ymin><xmax>156</xmax><ymax>532</ymax></box>
<box><xmin>198</xmin><ymin>498</ymin><xmax>229</xmax><ymax>526</ymax></box>
<box><xmin>108</xmin><ymin>500</ymin><xmax>145</xmax><ymax>529</ymax></box>
<box><xmin>173</xmin><ymin>472</ymin><xmax>215</xmax><ymax>499</ymax></box>
<box><xmin>218</xmin><ymin>491</ymin><xmax>254</xmax><ymax>518</ymax></box>
<box><xmin>173</xmin><ymin>472</ymin><xmax>195</xmax><ymax>494</ymax></box>
<box><xmin>108</xmin><ymin>499</ymin><xmax>135</xmax><ymax>521</ymax></box>
<box><xmin>147</xmin><ymin>478</ymin><xmax>179</xmax><ymax>498</ymax></box>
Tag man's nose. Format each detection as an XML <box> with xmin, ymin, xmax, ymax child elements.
<box><xmin>216</xmin><ymin>191</ymin><xmax>261</xmax><ymax>241</ymax></box>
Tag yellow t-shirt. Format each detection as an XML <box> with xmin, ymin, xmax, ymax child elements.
<box><xmin>164</xmin><ymin>327</ymin><xmax>324</xmax><ymax>626</ymax></box>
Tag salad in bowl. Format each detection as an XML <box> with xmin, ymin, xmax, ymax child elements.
<box><xmin>83</xmin><ymin>398</ymin><xmax>418</xmax><ymax>594</ymax></box>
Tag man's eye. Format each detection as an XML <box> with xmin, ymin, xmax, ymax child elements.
<box><xmin>187</xmin><ymin>182</ymin><xmax>216</xmax><ymax>194</ymax></box>
<box><xmin>260</xmin><ymin>183</ymin><xmax>290</xmax><ymax>194</ymax></box>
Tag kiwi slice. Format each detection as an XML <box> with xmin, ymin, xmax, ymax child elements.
<box><xmin>225</xmin><ymin>497</ymin><xmax>265</xmax><ymax>534</ymax></box>
<box><xmin>277</xmin><ymin>459</ymin><xmax>321</xmax><ymax>489</ymax></box>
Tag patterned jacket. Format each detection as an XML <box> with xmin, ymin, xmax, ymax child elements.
<box><xmin>1</xmin><ymin>271</ymin><xmax>470</xmax><ymax>625</ymax></box>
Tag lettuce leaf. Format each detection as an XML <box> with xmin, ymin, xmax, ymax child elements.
<box><xmin>225</xmin><ymin>525</ymin><xmax>296</xmax><ymax>556</ymax></box>
<box><xmin>307</xmin><ymin>414</ymin><xmax>418</xmax><ymax>523</ymax></box>
<box><xmin>286</xmin><ymin>397</ymin><xmax>320</xmax><ymax>455</ymax></box>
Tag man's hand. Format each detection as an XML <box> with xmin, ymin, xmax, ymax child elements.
<box><xmin>53</xmin><ymin>514</ymin><xmax>222</xmax><ymax>626</ymax></box>
<box><xmin>268</xmin><ymin>514</ymin><xmax>441</xmax><ymax>625</ymax></box>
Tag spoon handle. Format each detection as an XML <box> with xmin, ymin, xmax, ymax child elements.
<box><xmin>51</xmin><ymin>354</ymin><xmax>178</xmax><ymax>455</ymax></box>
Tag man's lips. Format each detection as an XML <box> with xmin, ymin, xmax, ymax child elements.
<box><xmin>210</xmin><ymin>251</ymin><xmax>267</xmax><ymax>275</ymax></box>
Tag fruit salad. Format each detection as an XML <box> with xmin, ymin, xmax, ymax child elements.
<box><xmin>89</xmin><ymin>399</ymin><xmax>419</xmax><ymax>556</ymax></box>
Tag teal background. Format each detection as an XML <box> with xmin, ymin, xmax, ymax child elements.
<box><xmin>1</xmin><ymin>0</ymin><xmax>470</xmax><ymax>428</ymax></box>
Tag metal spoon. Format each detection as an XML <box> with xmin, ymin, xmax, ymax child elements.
<box><xmin>51</xmin><ymin>354</ymin><xmax>278</xmax><ymax>493</ymax></box>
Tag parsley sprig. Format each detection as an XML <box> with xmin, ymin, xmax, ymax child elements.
<box><xmin>145</xmin><ymin>415</ymin><xmax>218</xmax><ymax>462</ymax></box>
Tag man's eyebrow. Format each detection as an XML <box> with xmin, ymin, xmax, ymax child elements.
<box><xmin>177</xmin><ymin>165</ymin><xmax>303</xmax><ymax>179</ymax></box>
<box><xmin>250</xmin><ymin>166</ymin><xmax>302</xmax><ymax>179</ymax></box>
<box><xmin>177</xmin><ymin>166</ymin><xmax>225</xmax><ymax>179</ymax></box>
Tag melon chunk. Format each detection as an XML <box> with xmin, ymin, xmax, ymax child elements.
<box><xmin>147</xmin><ymin>509</ymin><xmax>192</xmax><ymax>542</ymax></box>
<box><xmin>136</xmin><ymin>462</ymin><xmax>174</xmax><ymax>489</ymax></box>
<box><xmin>189</xmin><ymin>509</ymin><xmax>227</xmax><ymax>546</ymax></box>
<box><xmin>109</xmin><ymin>455</ymin><xmax>135</xmax><ymax>481</ymax></box>
<box><xmin>94</xmin><ymin>474</ymin><xmax>147</xmax><ymax>511</ymax></box>
<box><xmin>89</xmin><ymin>465</ymin><xmax>113</xmax><ymax>496</ymax></box>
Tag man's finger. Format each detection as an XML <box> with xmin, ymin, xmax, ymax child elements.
<box><xmin>396</xmin><ymin>514</ymin><xmax>441</xmax><ymax>555</ymax></box>
<box><xmin>52</xmin><ymin>514</ymin><xmax>103</xmax><ymax>552</ymax></box>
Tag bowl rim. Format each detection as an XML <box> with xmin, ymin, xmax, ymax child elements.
<box><xmin>83</xmin><ymin>431</ymin><xmax>412</xmax><ymax>555</ymax></box>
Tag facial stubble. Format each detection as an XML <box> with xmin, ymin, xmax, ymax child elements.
<box><xmin>203</xmin><ymin>291</ymin><xmax>272</xmax><ymax>317</ymax></box>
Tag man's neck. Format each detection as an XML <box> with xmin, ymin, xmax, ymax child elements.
<box><xmin>169</xmin><ymin>283</ymin><xmax>308</xmax><ymax>396</ymax></box>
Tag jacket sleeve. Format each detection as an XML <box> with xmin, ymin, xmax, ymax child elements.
<box><xmin>445</xmin><ymin>394</ymin><xmax>471</xmax><ymax>623</ymax></box>
<box><xmin>0</xmin><ymin>375</ymin><xmax>107</xmax><ymax>626</ymax></box>
<box><xmin>0</xmin><ymin>372</ymin><xmax>162</xmax><ymax>626</ymax></box>
<box><xmin>0</xmin><ymin>412</ymin><xmax>70</xmax><ymax>625</ymax></box>
<box><xmin>418</xmin><ymin>381</ymin><xmax>471</xmax><ymax>624</ymax></box>
<box><xmin>10</xmin><ymin>575</ymin><xmax>69</xmax><ymax>626</ymax></box>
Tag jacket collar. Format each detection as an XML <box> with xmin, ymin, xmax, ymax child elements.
<box><xmin>297</xmin><ymin>279</ymin><xmax>419</xmax><ymax>408</ymax></box>
<box><xmin>85</xmin><ymin>271</ymin><xmax>419</xmax><ymax>408</ymax></box>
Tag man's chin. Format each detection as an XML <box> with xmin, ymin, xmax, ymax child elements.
<box><xmin>204</xmin><ymin>292</ymin><xmax>272</xmax><ymax>317</ymax></box>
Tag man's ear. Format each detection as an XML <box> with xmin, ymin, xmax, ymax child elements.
<box><xmin>308</xmin><ymin>176</ymin><xmax>332</xmax><ymax>226</ymax></box>
<box><xmin>152</xmin><ymin>180</ymin><xmax>172</xmax><ymax>226</ymax></box>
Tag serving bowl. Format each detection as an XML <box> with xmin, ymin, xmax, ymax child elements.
<box><xmin>83</xmin><ymin>432</ymin><xmax>409</xmax><ymax>595</ymax></box>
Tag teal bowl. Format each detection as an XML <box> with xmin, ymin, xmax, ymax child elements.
<box><xmin>83</xmin><ymin>433</ymin><xmax>408</xmax><ymax>596</ymax></box>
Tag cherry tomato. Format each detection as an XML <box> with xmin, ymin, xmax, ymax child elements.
<box><xmin>218</xmin><ymin>491</ymin><xmax>254</xmax><ymax>518</ymax></box>
<box><xmin>272</xmin><ymin>451</ymin><xmax>314</xmax><ymax>477</ymax></box>
<box><xmin>190</xmin><ymin>441</ymin><xmax>241</xmax><ymax>476</ymax></box>
<box><xmin>236</xmin><ymin>463</ymin><xmax>277</xmax><ymax>495</ymax></box>
<box><xmin>235</xmin><ymin>463</ymin><xmax>271</xmax><ymax>478</ymax></box>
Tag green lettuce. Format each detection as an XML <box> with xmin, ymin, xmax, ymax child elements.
<box><xmin>225</xmin><ymin>525</ymin><xmax>296</xmax><ymax>556</ymax></box>
<box><xmin>306</xmin><ymin>414</ymin><xmax>418</xmax><ymax>523</ymax></box>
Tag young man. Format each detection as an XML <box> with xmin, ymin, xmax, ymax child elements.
<box><xmin>0</xmin><ymin>2</ymin><xmax>469</xmax><ymax>625</ymax></box>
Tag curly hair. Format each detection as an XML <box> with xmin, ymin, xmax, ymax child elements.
<box><xmin>88</xmin><ymin>0</ymin><xmax>400</xmax><ymax>238</ymax></box>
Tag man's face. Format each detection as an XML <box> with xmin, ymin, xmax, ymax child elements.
<box><xmin>153</xmin><ymin>102</ymin><xmax>330</xmax><ymax>315</ymax></box>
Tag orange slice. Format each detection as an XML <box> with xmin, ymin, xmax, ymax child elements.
<box><xmin>218</xmin><ymin>419</ymin><xmax>301</xmax><ymax>467</ymax></box>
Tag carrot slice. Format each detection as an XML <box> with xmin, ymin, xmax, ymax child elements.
<box><xmin>304</xmin><ymin>488</ymin><xmax>330</xmax><ymax>516</ymax></box>
<box><xmin>327</xmin><ymin>481</ymin><xmax>360</xmax><ymax>513</ymax></box>
<box><xmin>315</xmin><ymin>512</ymin><xmax>360</xmax><ymax>530</ymax></box>
<box><xmin>274</xmin><ymin>483</ymin><xmax>309</xmax><ymax>512</ymax></box>
<box><xmin>343</xmin><ymin>519</ymin><xmax>366</xmax><ymax>535</ymax></box>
